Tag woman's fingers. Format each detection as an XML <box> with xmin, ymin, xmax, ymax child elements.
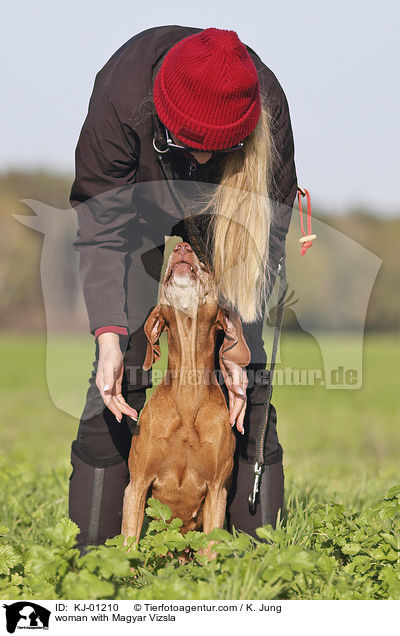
<box><xmin>229</xmin><ymin>391</ymin><xmax>241</xmax><ymax>426</ymax></box>
<box><xmin>96</xmin><ymin>348</ymin><xmax>125</xmax><ymax>422</ymax></box>
<box><xmin>221</xmin><ymin>359</ymin><xmax>248</xmax><ymax>433</ymax></box>
<box><xmin>96</xmin><ymin>354</ymin><xmax>138</xmax><ymax>422</ymax></box>
<box><xmin>235</xmin><ymin>396</ymin><xmax>247</xmax><ymax>434</ymax></box>
<box><xmin>114</xmin><ymin>393</ymin><xmax>138</xmax><ymax>421</ymax></box>
<box><xmin>101</xmin><ymin>386</ymin><xmax>123</xmax><ymax>422</ymax></box>
<box><xmin>99</xmin><ymin>372</ymin><xmax>123</xmax><ymax>422</ymax></box>
<box><xmin>229</xmin><ymin>384</ymin><xmax>247</xmax><ymax>433</ymax></box>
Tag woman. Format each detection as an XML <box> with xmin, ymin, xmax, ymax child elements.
<box><xmin>69</xmin><ymin>25</ymin><xmax>297</xmax><ymax>551</ymax></box>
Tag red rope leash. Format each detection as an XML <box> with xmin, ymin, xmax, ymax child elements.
<box><xmin>297</xmin><ymin>186</ymin><xmax>316</xmax><ymax>255</ymax></box>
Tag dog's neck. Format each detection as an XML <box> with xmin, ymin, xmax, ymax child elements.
<box><xmin>161</xmin><ymin>270</ymin><xmax>221</xmax><ymax>397</ymax></box>
<box><xmin>164</xmin><ymin>307</ymin><xmax>218</xmax><ymax>393</ymax></box>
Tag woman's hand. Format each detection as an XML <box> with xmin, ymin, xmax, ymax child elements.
<box><xmin>96</xmin><ymin>333</ymin><xmax>138</xmax><ymax>423</ymax></box>
<box><xmin>221</xmin><ymin>358</ymin><xmax>248</xmax><ymax>434</ymax></box>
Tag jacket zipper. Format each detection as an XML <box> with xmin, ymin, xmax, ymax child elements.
<box><xmin>188</xmin><ymin>158</ymin><xmax>197</xmax><ymax>177</ymax></box>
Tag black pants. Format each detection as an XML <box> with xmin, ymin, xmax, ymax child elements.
<box><xmin>69</xmin><ymin>233</ymin><xmax>284</xmax><ymax>546</ymax></box>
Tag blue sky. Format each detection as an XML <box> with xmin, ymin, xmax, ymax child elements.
<box><xmin>2</xmin><ymin>0</ymin><xmax>399</xmax><ymax>213</ymax></box>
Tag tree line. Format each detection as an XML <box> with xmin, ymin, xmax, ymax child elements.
<box><xmin>1</xmin><ymin>170</ymin><xmax>398</xmax><ymax>333</ymax></box>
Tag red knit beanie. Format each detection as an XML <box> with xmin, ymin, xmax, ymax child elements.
<box><xmin>153</xmin><ymin>28</ymin><xmax>261</xmax><ymax>151</ymax></box>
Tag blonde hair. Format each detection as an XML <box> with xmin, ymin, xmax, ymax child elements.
<box><xmin>202</xmin><ymin>101</ymin><xmax>275</xmax><ymax>323</ymax></box>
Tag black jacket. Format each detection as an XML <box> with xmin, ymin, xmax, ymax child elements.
<box><xmin>71</xmin><ymin>25</ymin><xmax>298</xmax><ymax>335</ymax></box>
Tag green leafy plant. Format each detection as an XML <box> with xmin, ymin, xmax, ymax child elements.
<box><xmin>1</xmin><ymin>487</ymin><xmax>399</xmax><ymax>600</ymax></box>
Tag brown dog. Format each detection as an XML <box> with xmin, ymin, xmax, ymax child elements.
<box><xmin>121</xmin><ymin>241</ymin><xmax>250</xmax><ymax>542</ymax></box>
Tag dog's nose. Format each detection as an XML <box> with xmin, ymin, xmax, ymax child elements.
<box><xmin>173</xmin><ymin>242</ymin><xmax>193</xmax><ymax>256</ymax></box>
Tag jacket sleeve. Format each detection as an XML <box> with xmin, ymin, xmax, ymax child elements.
<box><xmin>71</xmin><ymin>74</ymin><xmax>139</xmax><ymax>335</ymax></box>
<box><xmin>94</xmin><ymin>325</ymin><xmax>129</xmax><ymax>339</ymax></box>
<box><xmin>269</xmin><ymin>86</ymin><xmax>298</xmax><ymax>261</ymax></box>
<box><xmin>261</xmin><ymin>71</ymin><xmax>298</xmax><ymax>296</ymax></box>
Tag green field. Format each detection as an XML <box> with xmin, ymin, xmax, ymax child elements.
<box><xmin>1</xmin><ymin>331</ymin><xmax>400</xmax><ymax>599</ymax></box>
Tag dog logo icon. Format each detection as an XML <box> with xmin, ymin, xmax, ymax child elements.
<box><xmin>3</xmin><ymin>602</ymin><xmax>50</xmax><ymax>633</ymax></box>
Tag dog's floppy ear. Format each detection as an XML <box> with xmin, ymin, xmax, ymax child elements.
<box><xmin>143</xmin><ymin>304</ymin><xmax>166</xmax><ymax>371</ymax></box>
<box><xmin>215</xmin><ymin>307</ymin><xmax>251</xmax><ymax>369</ymax></box>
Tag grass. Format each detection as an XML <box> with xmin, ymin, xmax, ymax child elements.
<box><xmin>1</xmin><ymin>330</ymin><xmax>399</xmax><ymax>497</ymax></box>
<box><xmin>276</xmin><ymin>332</ymin><xmax>400</xmax><ymax>505</ymax></box>
<box><xmin>1</xmin><ymin>329</ymin><xmax>399</xmax><ymax>599</ymax></box>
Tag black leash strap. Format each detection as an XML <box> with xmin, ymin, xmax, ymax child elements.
<box><xmin>248</xmin><ymin>257</ymin><xmax>287</xmax><ymax>511</ymax></box>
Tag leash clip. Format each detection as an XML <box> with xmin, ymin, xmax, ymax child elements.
<box><xmin>248</xmin><ymin>461</ymin><xmax>263</xmax><ymax>510</ymax></box>
<box><xmin>152</xmin><ymin>136</ymin><xmax>169</xmax><ymax>154</ymax></box>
